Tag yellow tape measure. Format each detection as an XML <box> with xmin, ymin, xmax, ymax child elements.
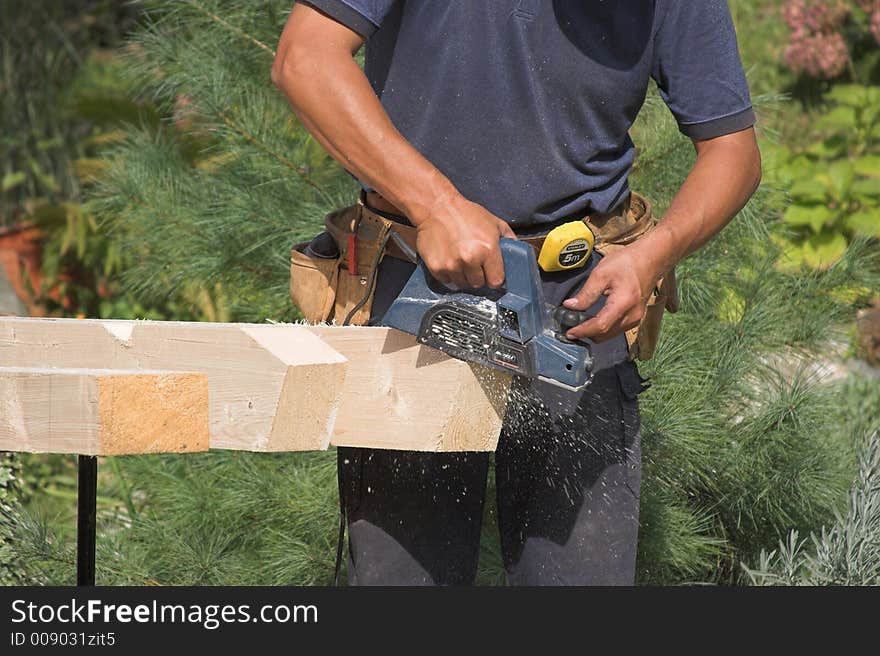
<box><xmin>537</xmin><ymin>221</ymin><xmax>595</xmax><ymax>272</ymax></box>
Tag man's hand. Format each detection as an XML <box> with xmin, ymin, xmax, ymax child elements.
<box><xmin>562</xmin><ymin>238</ymin><xmax>664</xmax><ymax>342</ymax></box>
<box><xmin>412</xmin><ymin>195</ymin><xmax>515</xmax><ymax>289</ymax></box>
<box><xmin>563</xmin><ymin>127</ymin><xmax>762</xmax><ymax>343</ymax></box>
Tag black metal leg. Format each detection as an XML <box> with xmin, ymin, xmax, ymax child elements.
<box><xmin>76</xmin><ymin>455</ymin><xmax>98</xmax><ymax>586</ymax></box>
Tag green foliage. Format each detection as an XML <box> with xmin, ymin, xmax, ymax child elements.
<box><xmin>0</xmin><ymin>0</ymin><xmax>188</xmax><ymax>318</ymax></box>
<box><xmin>730</xmin><ymin>0</ymin><xmax>797</xmax><ymax>96</ymax></box>
<box><xmin>744</xmin><ymin>431</ymin><xmax>880</xmax><ymax>585</ymax></box>
<box><xmin>766</xmin><ymin>84</ymin><xmax>880</xmax><ymax>269</ymax></box>
<box><xmin>11</xmin><ymin>452</ymin><xmax>342</xmax><ymax>586</ymax></box>
<box><xmin>90</xmin><ymin>0</ymin><xmax>356</xmax><ymax>322</ymax></box>
<box><xmin>0</xmin><ymin>1</ymin><xmax>140</xmax><ymax>223</ymax></box>
<box><xmin>30</xmin><ymin>49</ymin><xmax>161</xmax><ymax>317</ymax></box>
<box><xmin>0</xmin><ymin>453</ymin><xmax>22</xmax><ymax>585</ymax></box>
<box><xmin>836</xmin><ymin>368</ymin><xmax>880</xmax><ymax>435</ymax></box>
<box><xmin>631</xmin><ymin>93</ymin><xmax>878</xmax><ymax>583</ymax></box>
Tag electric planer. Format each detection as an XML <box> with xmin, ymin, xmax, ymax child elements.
<box><xmin>382</xmin><ymin>234</ymin><xmax>624</xmax><ymax>410</ymax></box>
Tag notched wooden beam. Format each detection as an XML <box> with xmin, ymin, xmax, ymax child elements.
<box><xmin>0</xmin><ymin>318</ymin><xmax>348</xmax><ymax>453</ymax></box>
<box><xmin>0</xmin><ymin>318</ymin><xmax>511</xmax><ymax>454</ymax></box>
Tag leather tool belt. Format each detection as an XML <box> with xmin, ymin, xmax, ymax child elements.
<box><xmin>290</xmin><ymin>191</ymin><xmax>678</xmax><ymax>360</ymax></box>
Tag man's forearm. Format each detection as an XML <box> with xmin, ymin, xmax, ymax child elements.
<box><xmin>272</xmin><ymin>4</ymin><xmax>456</xmax><ymax>226</ymax></box>
<box><xmin>634</xmin><ymin>128</ymin><xmax>763</xmax><ymax>276</ymax></box>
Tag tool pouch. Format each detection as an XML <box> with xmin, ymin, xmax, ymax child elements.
<box><xmin>589</xmin><ymin>192</ymin><xmax>679</xmax><ymax>362</ymax></box>
<box><xmin>289</xmin><ymin>234</ymin><xmax>340</xmax><ymax>324</ymax></box>
<box><xmin>624</xmin><ymin>267</ymin><xmax>675</xmax><ymax>361</ymax></box>
<box><xmin>289</xmin><ymin>202</ymin><xmax>392</xmax><ymax>326</ymax></box>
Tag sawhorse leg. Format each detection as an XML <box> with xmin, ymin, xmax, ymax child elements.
<box><xmin>76</xmin><ymin>455</ymin><xmax>97</xmax><ymax>586</ymax></box>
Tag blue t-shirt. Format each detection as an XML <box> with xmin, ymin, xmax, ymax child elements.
<box><xmin>304</xmin><ymin>0</ymin><xmax>755</xmax><ymax>228</ymax></box>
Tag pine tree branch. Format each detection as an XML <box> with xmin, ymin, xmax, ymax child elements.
<box><xmin>632</xmin><ymin>137</ymin><xmax>691</xmax><ymax>174</ymax></box>
<box><xmin>183</xmin><ymin>0</ymin><xmax>275</xmax><ymax>57</ymax></box>
<box><xmin>214</xmin><ymin>107</ymin><xmax>335</xmax><ymax>205</ymax></box>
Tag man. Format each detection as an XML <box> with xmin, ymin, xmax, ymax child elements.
<box><xmin>272</xmin><ymin>1</ymin><xmax>761</xmax><ymax>585</ymax></box>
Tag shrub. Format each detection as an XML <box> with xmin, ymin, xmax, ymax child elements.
<box><xmin>744</xmin><ymin>431</ymin><xmax>880</xmax><ymax>585</ymax></box>
<box><xmin>766</xmin><ymin>84</ymin><xmax>880</xmax><ymax>269</ymax></box>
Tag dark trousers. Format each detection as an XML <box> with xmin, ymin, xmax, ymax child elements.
<box><xmin>338</xmin><ymin>257</ymin><xmax>644</xmax><ymax>586</ymax></box>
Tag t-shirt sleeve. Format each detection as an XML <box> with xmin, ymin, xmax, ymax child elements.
<box><xmin>651</xmin><ymin>0</ymin><xmax>755</xmax><ymax>140</ymax></box>
<box><xmin>301</xmin><ymin>0</ymin><xmax>397</xmax><ymax>38</ymax></box>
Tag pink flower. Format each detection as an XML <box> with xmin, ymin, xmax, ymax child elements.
<box><xmin>804</xmin><ymin>1</ymin><xmax>850</xmax><ymax>32</ymax></box>
<box><xmin>784</xmin><ymin>31</ymin><xmax>850</xmax><ymax>78</ymax></box>
<box><xmin>781</xmin><ymin>0</ymin><xmax>856</xmax><ymax>78</ymax></box>
<box><xmin>783</xmin><ymin>0</ymin><xmax>807</xmax><ymax>29</ymax></box>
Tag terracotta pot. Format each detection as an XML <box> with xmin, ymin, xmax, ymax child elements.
<box><xmin>0</xmin><ymin>222</ymin><xmax>45</xmax><ymax>316</ymax></box>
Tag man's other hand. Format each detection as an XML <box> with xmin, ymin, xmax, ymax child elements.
<box><xmin>561</xmin><ymin>238</ymin><xmax>665</xmax><ymax>343</ymax></box>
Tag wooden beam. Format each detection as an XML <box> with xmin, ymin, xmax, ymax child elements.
<box><xmin>309</xmin><ymin>326</ymin><xmax>510</xmax><ymax>452</ymax></box>
<box><xmin>0</xmin><ymin>367</ymin><xmax>209</xmax><ymax>455</ymax></box>
<box><xmin>0</xmin><ymin>318</ymin><xmax>510</xmax><ymax>453</ymax></box>
<box><xmin>0</xmin><ymin>318</ymin><xmax>347</xmax><ymax>452</ymax></box>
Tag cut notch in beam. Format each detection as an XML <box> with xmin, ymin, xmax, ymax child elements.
<box><xmin>0</xmin><ymin>318</ymin><xmax>349</xmax><ymax>453</ymax></box>
<box><xmin>309</xmin><ymin>326</ymin><xmax>511</xmax><ymax>452</ymax></box>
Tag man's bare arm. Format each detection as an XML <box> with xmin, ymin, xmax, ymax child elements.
<box><xmin>564</xmin><ymin>128</ymin><xmax>762</xmax><ymax>342</ymax></box>
<box><xmin>271</xmin><ymin>3</ymin><xmax>514</xmax><ymax>289</ymax></box>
